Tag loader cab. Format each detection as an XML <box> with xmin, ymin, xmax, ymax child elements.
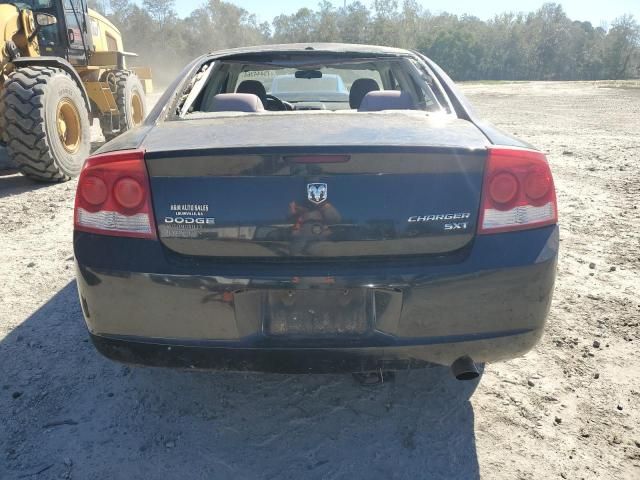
<box><xmin>6</xmin><ymin>0</ymin><xmax>92</xmax><ymax>64</ymax></box>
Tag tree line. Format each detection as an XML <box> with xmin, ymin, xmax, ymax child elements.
<box><xmin>89</xmin><ymin>0</ymin><xmax>640</xmax><ymax>84</ymax></box>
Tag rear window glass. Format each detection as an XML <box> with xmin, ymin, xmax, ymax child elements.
<box><xmin>177</xmin><ymin>55</ymin><xmax>447</xmax><ymax>116</ymax></box>
<box><xmin>271</xmin><ymin>75</ymin><xmax>345</xmax><ymax>94</ymax></box>
<box><xmin>237</xmin><ymin>69</ymin><xmax>383</xmax><ymax>100</ymax></box>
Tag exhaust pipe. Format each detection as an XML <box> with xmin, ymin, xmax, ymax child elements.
<box><xmin>451</xmin><ymin>355</ymin><xmax>480</xmax><ymax>381</ymax></box>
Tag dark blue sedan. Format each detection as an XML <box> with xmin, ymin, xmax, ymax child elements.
<box><xmin>73</xmin><ymin>44</ymin><xmax>558</xmax><ymax>380</ymax></box>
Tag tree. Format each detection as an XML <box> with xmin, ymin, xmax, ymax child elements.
<box><xmin>273</xmin><ymin>8</ymin><xmax>317</xmax><ymax>43</ymax></box>
<box><xmin>315</xmin><ymin>1</ymin><xmax>340</xmax><ymax>43</ymax></box>
<box><xmin>525</xmin><ymin>3</ymin><xmax>573</xmax><ymax>79</ymax></box>
<box><xmin>91</xmin><ymin>0</ymin><xmax>639</xmax><ymax>84</ymax></box>
<box><xmin>142</xmin><ymin>0</ymin><xmax>176</xmax><ymax>28</ymax></box>
<box><xmin>337</xmin><ymin>1</ymin><xmax>371</xmax><ymax>44</ymax></box>
<box><xmin>372</xmin><ymin>0</ymin><xmax>401</xmax><ymax>46</ymax></box>
<box><xmin>426</xmin><ymin>28</ymin><xmax>482</xmax><ymax>80</ymax></box>
<box><xmin>603</xmin><ymin>15</ymin><xmax>640</xmax><ymax>79</ymax></box>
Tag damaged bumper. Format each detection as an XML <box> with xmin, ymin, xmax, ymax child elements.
<box><xmin>75</xmin><ymin>226</ymin><xmax>558</xmax><ymax>373</ymax></box>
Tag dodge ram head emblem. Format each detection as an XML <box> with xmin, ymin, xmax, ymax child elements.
<box><xmin>307</xmin><ymin>183</ymin><xmax>327</xmax><ymax>205</ymax></box>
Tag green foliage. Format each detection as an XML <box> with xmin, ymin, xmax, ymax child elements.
<box><xmin>96</xmin><ymin>1</ymin><xmax>640</xmax><ymax>83</ymax></box>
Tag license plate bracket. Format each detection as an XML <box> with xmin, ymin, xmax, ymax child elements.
<box><xmin>265</xmin><ymin>288</ymin><xmax>372</xmax><ymax>336</ymax></box>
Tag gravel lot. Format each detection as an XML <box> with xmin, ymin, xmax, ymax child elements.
<box><xmin>1</xmin><ymin>82</ymin><xmax>639</xmax><ymax>479</ymax></box>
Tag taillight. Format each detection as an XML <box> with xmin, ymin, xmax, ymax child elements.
<box><xmin>478</xmin><ymin>147</ymin><xmax>557</xmax><ymax>234</ymax></box>
<box><xmin>74</xmin><ymin>149</ymin><xmax>156</xmax><ymax>239</ymax></box>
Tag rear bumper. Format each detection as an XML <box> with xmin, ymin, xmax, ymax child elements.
<box><xmin>75</xmin><ymin>226</ymin><xmax>558</xmax><ymax>372</ymax></box>
<box><xmin>90</xmin><ymin>330</ymin><xmax>542</xmax><ymax>373</ymax></box>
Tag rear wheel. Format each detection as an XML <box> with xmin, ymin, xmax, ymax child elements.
<box><xmin>1</xmin><ymin>66</ymin><xmax>90</xmax><ymax>182</ymax></box>
<box><xmin>100</xmin><ymin>70</ymin><xmax>146</xmax><ymax>142</ymax></box>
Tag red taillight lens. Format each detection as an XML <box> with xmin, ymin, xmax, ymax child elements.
<box><xmin>74</xmin><ymin>149</ymin><xmax>156</xmax><ymax>239</ymax></box>
<box><xmin>114</xmin><ymin>177</ymin><xmax>144</xmax><ymax>209</ymax></box>
<box><xmin>478</xmin><ymin>147</ymin><xmax>557</xmax><ymax>234</ymax></box>
<box><xmin>489</xmin><ymin>172</ymin><xmax>519</xmax><ymax>205</ymax></box>
<box><xmin>523</xmin><ymin>170</ymin><xmax>551</xmax><ymax>201</ymax></box>
<box><xmin>80</xmin><ymin>176</ymin><xmax>108</xmax><ymax>206</ymax></box>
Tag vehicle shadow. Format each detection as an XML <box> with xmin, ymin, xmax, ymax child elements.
<box><xmin>0</xmin><ymin>171</ymin><xmax>55</xmax><ymax>198</ymax></box>
<box><xmin>0</xmin><ymin>141</ymin><xmax>105</xmax><ymax>199</ymax></box>
<box><xmin>1</xmin><ymin>281</ymin><xmax>480</xmax><ymax>480</ymax></box>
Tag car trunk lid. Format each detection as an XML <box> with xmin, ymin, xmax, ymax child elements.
<box><xmin>144</xmin><ymin>113</ymin><xmax>488</xmax><ymax>259</ymax></box>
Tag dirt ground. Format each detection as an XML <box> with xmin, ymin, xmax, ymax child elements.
<box><xmin>0</xmin><ymin>82</ymin><xmax>638</xmax><ymax>479</ymax></box>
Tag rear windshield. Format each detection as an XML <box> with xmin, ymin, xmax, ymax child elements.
<box><xmin>177</xmin><ymin>53</ymin><xmax>449</xmax><ymax>116</ymax></box>
<box><xmin>269</xmin><ymin>74</ymin><xmax>347</xmax><ymax>94</ymax></box>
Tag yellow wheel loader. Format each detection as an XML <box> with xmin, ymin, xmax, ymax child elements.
<box><xmin>0</xmin><ymin>0</ymin><xmax>152</xmax><ymax>182</ymax></box>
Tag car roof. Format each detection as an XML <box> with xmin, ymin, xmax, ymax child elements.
<box><xmin>207</xmin><ymin>43</ymin><xmax>413</xmax><ymax>59</ymax></box>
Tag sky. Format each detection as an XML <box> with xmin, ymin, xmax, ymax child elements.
<box><xmin>169</xmin><ymin>0</ymin><xmax>639</xmax><ymax>27</ymax></box>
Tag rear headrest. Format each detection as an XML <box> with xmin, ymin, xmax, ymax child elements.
<box><xmin>349</xmin><ymin>78</ymin><xmax>380</xmax><ymax>109</ymax></box>
<box><xmin>211</xmin><ymin>93</ymin><xmax>264</xmax><ymax>113</ymax></box>
<box><xmin>358</xmin><ymin>90</ymin><xmax>415</xmax><ymax>112</ymax></box>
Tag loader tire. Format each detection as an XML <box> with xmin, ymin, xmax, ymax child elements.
<box><xmin>1</xmin><ymin>66</ymin><xmax>90</xmax><ymax>182</ymax></box>
<box><xmin>100</xmin><ymin>70</ymin><xmax>146</xmax><ymax>142</ymax></box>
